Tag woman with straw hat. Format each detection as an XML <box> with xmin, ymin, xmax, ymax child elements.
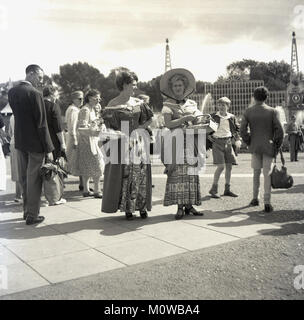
<box><xmin>160</xmin><ymin>68</ymin><xmax>204</xmax><ymax>219</ymax></box>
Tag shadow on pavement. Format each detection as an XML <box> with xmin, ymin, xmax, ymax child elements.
<box><xmin>258</xmin><ymin>222</ymin><xmax>304</xmax><ymax>236</ymax></box>
<box><xmin>272</xmin><ymin>184</ymin><xmax>304</xmax><ymax>194</ymax></box>
<box><xmin>0</xmin><ymin>201</ymin><xmax>23</xmax><ymax>213</ymax></box>
<box><xmin>0</xmin><ymin>192</ymin><xmax>15</xmax><ymax>203</ymax></box>
<box><xmin>207</xmin><ymin>209</ymin><xmax>304</xmax><ymax>237</ymax></box>
<box><xmin>0</xmin><ymin>207</ymin><xmax>233</xmax><ymax>241</ymax></box>
<box><xmin>1</xmin><ymin>198</ymin><xmax>303</xmax><ymax>240</ymax></box>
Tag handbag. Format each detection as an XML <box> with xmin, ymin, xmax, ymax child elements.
<box><xmin>2</xmin><ymin>141</ymin><xmax>10</xmax><ymax>157</ymax></box>
<box><xmin>0</xmin><ymin>131</ymin><xmax>10</xmax><ymax>157</ymax></box>
<box><xmin>271</xmin><ymin>149</ymin><xmax>293</xmax><ymax>189</ymax></box>
<box><xmin>40</xmin><ymin>161</ymin><xmax>67</xmax><ymax>204</ymax></box>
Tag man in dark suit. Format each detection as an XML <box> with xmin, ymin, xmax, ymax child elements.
<box><xmin>8</xmin><ymin>65</ymin><xmax>54</xmax><ymax>225</ymax></box>
<box><xmin>240</xmin><ymin>86</ymin><xmax>284</xmax><ymax>213</ymax></box>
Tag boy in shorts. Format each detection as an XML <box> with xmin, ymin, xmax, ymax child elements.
<box><xmin>208</xmin><ymin>97</ymin><xmax>241</xmax><ymax>198</ymax></box>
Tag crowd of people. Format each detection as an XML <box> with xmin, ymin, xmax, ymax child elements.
<box><xmin>0</xmin><ymin>63</ymin><xmax>302</xmax><ymax>225</ymax></box>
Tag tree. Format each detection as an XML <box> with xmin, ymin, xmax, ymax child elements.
<box><xmin>137</xmin><ymin>76</ymin><xmax>163</xmax><ymax>112</ymax></box>
<box><xmin>226</xmin><ymin>59</ymin><xmax>258</xmax><ymax>81</ymax></box>
<box><xmin>52</xmin><ymin>62</ymin><xmax>107</xmax><ymax>113</ymax></box>
<box><xmin>196</xmin><ymin>81</ymin><xmax>212</xmax><ymax>94</ymax></box>
<box><xmin>250</xmin><ymin>60</ymin><xmax>290</xmax><ymax>91</ymax></box>
<box><xmin>217</xmin><ymin>59</ymin><xmax>292</xmax><ymax>91</ymax></box>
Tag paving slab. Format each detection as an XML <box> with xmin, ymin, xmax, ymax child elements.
<box><xmin>0</xmin><ymin>262</ymin><xmax>49</xmax><ymax>297</ymax></box>
<box><xmin>0</xmin><ymin>245</ymin><xmax>22</xmax><ymax>266</ymax></box>
<box><xmin>48</xmin><ymin>218</ymin><xmax>148</xmax><ymax>248</ymax></box>
<box><xmin>0</xmin><ymin>216</ymin><xmax>24</xmax><ymax>231</ymax></box>
<box><xmin>0</xmin><ymin>224</ymin><xmax>63</xmax><ymax>246</ymax></box>
<box><xmin>28</xmin><ymin>249</ymin><xmax>125</xmax><ymax>284</ymax></box>
<box><xmin>46</xmin><ymin>217</ymin><xmax>115</xmax><ymax>234</ymax></box>
<box><xmin>184</xmin><ymin>211</ymin><xmax>281</xmax><ymax>238</ymax></box>
<box><xmin>65</xmin><ymin>198</ymin><xmax>102</xmax><ymax>215</ymax></box>
<box><xmin>40</xmin><ymin>206</ymin><xmax>95</xmax><ymax>224</ymax></box>
<box><xmin>6</xmin><ymin>235</ymin><xmax>90</xmax><ymax>262</ymax></box>
<box><xmin>133</xmin><ymin>218</ymin><xmax>239</xmax><ymax>251</ymax></box>
<box><xmin>96</xmin><ymin>237</ymin><xmax>187</xmax><ymax>265</ymax></box>
<box><xmin>0</xmin><ymin>211</ymin><xmax>23</xmax><ymax>222</ymax></box>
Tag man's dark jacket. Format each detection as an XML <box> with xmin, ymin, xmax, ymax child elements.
<box><xmin>44</xmin><ymin>99</ymin><xmax>63</xmax><ymax>156</ymax></box>
<box><xmin>240</xmin><ymin>103</ymin><xmax>284</xmax><ymax>157</ymax></box>
<box><xmin>8</xmin><ymin>81</ymin><xmax>54</xmax><ymax>153</ymax></box>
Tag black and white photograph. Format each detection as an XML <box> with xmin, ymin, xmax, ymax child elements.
<box><xmin>0</xmin><ymin>0</ymin><xmax>304</xmax><ymax>305</ymax></box>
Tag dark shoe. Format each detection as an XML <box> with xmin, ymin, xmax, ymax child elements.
<box><xmin>224</xmin><ymin>184</ymin><xmax>238</xmax><ymax>197</ymax></box>
<box><xmin>224</xmin><ymin>190</ymin><xmax>238</xmax><ymax>197</ymax></box>
<box><xmin>250</xmin><ymin>199</ymin><xmax>259</xmax><ymax>206</ymax></box>
<box><xmin>94</xmin><ymin>192</ymin><xmax>103</xmax><ymax>199</ymax></box>
<box><xmin>23</xmin><ymin>212</ymin><xmax>28</xmax><ymax>220</ymax></box>
<box><xmin>26</xmin><ymin>216</ymin><xmax>45</xmax><ymax>225</ymax></box>
<box><xmin>175</xmin><ymin>208</ymin><xmax>184</xmax><ymax>220</ymax></box>
<box><xmin>125</xmin><ymin>212</ymin><xmax>135</xmax><ymax>220</ymax></box>
<box><xmin>140</xmin><ymin>210</ymin><xmax>148</xmax><ymax>219</ymax></box>
<box><xmin>264</xmin><ymin>204</ymin><xmax>273</xmax><ymax>213</ymax></box>
<box><xmin>185</xmin><ymin>206</ymin><xmax>204</xmax><ymax>216</ymax></box>
<box><xmin>83</xmin><ymin>191</ymin><xmax>94</xmax><ymax>197</ymax></box>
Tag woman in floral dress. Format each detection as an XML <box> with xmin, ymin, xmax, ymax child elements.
<box><xmin>101</xmin><ymin>70</ymin><xmax>153</xmax><ymax>220</ymax></box>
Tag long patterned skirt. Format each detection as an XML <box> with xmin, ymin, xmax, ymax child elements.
<box><xmin>162</xmin><ymin>133</ymin><xmax>202</xmax><ymax>206</ymax></box>
<box><xmin>78</xmin><ymin>134</ymin><xmax>104</xmax><ymax>178</ymax></box>
<box><xmin>65</xmin><ymin>133</ymin><xmax>80</xmax><ymax>176</ymax></box>
<box><xmin>119</xmin><ymin>163</ymin><xmax>148</xmax><ymax>213</ymax></box>
<box><xmin>164</xmin><ymin>164</ymin><xmax>201</xmax><ymax>206</ymax></box>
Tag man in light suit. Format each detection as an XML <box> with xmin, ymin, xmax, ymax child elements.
<box><xmin>8</xmin><ymin>65</ymin><xmax>54</xmax><ymax>225</ymax></box>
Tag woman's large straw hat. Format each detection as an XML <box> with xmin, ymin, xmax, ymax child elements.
<box><xmin>160</xmin><ymin>68</ymin><xmax>196</xmax><ymax>100</ymax></box>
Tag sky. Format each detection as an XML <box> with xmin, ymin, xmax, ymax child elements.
<box><xmin>1</xmin><ymin>0</ymin><xmax>304</xmax><ymax>83</ymax></box>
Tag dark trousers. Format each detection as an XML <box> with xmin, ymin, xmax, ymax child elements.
<box><xmin>16</xmin><ymin>150</ymin><xmax>45</xmax><ymax>218</ymax></box>
<box><xmin>289</xmin><ymin>134</ymin><xmax>298</xmax><ymax>161</ymax></box>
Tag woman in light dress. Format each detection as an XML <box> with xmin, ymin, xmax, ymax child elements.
<box><xmin>65</xmin><ymin>91</ymin><xmax>84</xmax><ymax>190</ymax></box>
<box><xmin>8</xmin><ymin>114</ymin><xmax>22</xmax><ymax>201</ymax></box>
<box><xmin>77</xmin><ymin>89</ymin><xmax>104</xmax><ymax>198</ymax></box>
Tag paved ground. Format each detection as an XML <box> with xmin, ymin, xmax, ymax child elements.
<box><xmin>0</xmin><ymin>152</ymin><xmax>304</xmax><ymax>299</ymax></box>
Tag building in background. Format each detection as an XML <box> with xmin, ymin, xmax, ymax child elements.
<box><xmin>204</xmin><ymin>80</ymin><xmax>264</xmax><ymax>116</ymax></box>
<box><xmin>190</xmin><ymin>81</ymin><xmax>287</xmax><ymax>117</ymax></box>
<box><xmin>268</xmin><ymin>91</ymin><xmax>287</xmax><ymax>108</ymax></box>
